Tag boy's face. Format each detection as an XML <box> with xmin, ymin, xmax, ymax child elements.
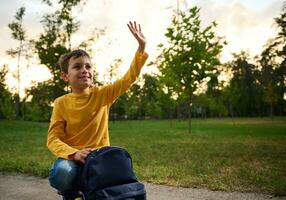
<box><xmin>61</xmin><ymin>55</ymin><xmax>93</xmax><ymax>93</ymax></box>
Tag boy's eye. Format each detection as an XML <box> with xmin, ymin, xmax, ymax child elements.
<box><xmin>72</xmin><ymin>63</ymin><xmax>92</xmax><ymax>70</ymax></box>
<box><xmin>73</xmin><ymin>65</ymin><xmax>81</xmax><ymax>69</ymax></box>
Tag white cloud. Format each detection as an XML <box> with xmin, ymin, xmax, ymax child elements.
<box><xmin>192</xmin><ymin>0</ymin><xmax>283</xmax><ymax>61</ymax></box>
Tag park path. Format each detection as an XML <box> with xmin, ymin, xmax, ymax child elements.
<box><xmin>0</xmin><ymin>173</ymin><xmax>285</xmax><ymax>200</ymax></box>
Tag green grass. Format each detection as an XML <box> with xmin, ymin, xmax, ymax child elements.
<box><xmin>0</xmin><ymin>118</ymin><xmax>285</xmax><ymax>195</ymax></box>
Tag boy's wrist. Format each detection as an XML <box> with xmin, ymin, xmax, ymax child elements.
<box><xmin>137</xmin><ymin>47</ymin><xmax>145</xmax><ymax>53</ymax></box>
<box><xmin>137</xmin><ymin>45</ymin><xmax>145</xmax><ymax>53</ymax></box>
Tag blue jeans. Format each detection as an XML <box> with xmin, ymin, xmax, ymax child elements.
<box><xmin>49</xmin><ymin>158</ymin><xmax>82</xmax><ymax>198</ymax></box>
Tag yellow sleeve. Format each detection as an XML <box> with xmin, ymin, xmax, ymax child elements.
<box><xmin>100</xmin><ymin>50</ymin><xmax>148</xmax><ymax>104</ymax></box>
<box><xmin>47</xmin><ymin>98</ymin><xmax>78</xmax><ymax>159</ymax></box>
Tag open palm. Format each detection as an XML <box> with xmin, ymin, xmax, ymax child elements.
<box><xmin>127</xmin><ymin>21</ymin><xmax>146</xmax><ymax>52</ymax></box>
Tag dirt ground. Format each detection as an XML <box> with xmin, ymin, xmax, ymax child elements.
<box><xmin>0</xmin><ymin>173</ymin><xmax>285</xmax><ymax>200</ymax></box>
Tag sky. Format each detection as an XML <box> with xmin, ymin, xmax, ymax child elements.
<box><xmin>0</xmin><ymin>0</ymin><xmax>284</xmax><ymax>97</ymax></box>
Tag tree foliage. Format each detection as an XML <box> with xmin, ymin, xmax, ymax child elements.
<box><xmin>158</xmin><ymin>7</ymin><xmax>225</xmax><ymax>96</ymax></box>
<box><xmin>156</xmin><ymin>6</ymin><xmax>226</xmax><ymax>132</ymax></box>
<box><xmin>26</xmin><ymin>0</ymin><xmax>104</xmax><ymax>121</ymax></box>
<box><xmin>7</xmin><ymin>6</ymin><xmax>27</xmax><ymax>118</ymax></box>
<box><xmin>225</xmin><ymin>52</ymin><xmax>261</xmax><ymax>116</ymax></box>
<box><xmin>257</xmin><ymin>3</ymin><xmax>286</xmax><ymax>117</ymax></box>
<box><xmin>0</xmin><ymin>65</ymin><xmax>15</xmax><ymax>119</ymax></box>
<box><xmin>3</xmin><ymin>2</ymin><xmax>286</xmax><ymax>122</ymax></box>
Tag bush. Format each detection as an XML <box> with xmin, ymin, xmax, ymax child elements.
<box><xmin>23</xmin><ymin>102</ymin><xmax>52</xmax><ymax>122</ymax></box>
<box><xmin>0</xmin><ymin>89</ymin><xmax>15</xmax><ymax>119</ymax></box>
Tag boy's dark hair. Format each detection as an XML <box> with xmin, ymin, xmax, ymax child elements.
<box><xmin>59</xmin><ymin>49</ymin><xmax>91</xmax><ymax>73</ymax></box>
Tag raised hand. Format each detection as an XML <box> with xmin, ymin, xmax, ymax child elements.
<box><xmin>127</xmin><ymin>21</ymin><xmax>146</xmax><ymax>53</ymax></box>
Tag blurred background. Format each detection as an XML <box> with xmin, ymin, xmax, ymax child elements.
<box><xmin>0</xmin><ymin>0</ymin><xmax>285</xmax><ymax>122</ymax></box>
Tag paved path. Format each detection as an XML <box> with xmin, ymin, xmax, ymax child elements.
<box><xmin>0</xmin><ymin>173</ymin><xmax>285</xmax><ymax>200</ymax></box>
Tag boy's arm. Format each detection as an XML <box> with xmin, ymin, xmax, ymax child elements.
<box><xmin>99</xmin><ymin>21</ymin><xmax>148</xmax><ymax>104</ymax></box>
<box><xmin>47</xmin><ymin>99</ymin><xmax>78</xmax><ymax>160</ymax></box>
<box><xmin>102</xmin><ymin>50</ymin><xmax>148</xmax><ymax>104</ymax></box>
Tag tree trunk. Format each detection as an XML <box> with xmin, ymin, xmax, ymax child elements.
<box><xmin>16</xmin><ymin>40</ymin><xmax>22</xmax><ymax>118</ymax></box>
<box><xmin>169</xmin><ymin>108</ymin><xmax>173</xmax><ymax>128</ymax></box>
<box><xmin>229</xmin><ymin>100</ymin><xmax>235</xmax><ymax>125</ymax></box>
<box><xmin>177</xmin><ymin>105</ymin><xmax>181</xmax><ymax>121</ymax></box>
<box><xmin>188</xmin><ymin>94</ymin><xmax>192</xmax><ymax>134</ymax></box>
<box><xmin>270</xmin><ymin>102</ymin><xmax>274</xmax><ymax>122</ymax></box>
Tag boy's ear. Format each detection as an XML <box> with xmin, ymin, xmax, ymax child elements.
<box><xmin>61</xmin><ymin>72</ymin><xmax>69</xmax><ymax>82</ymax></box>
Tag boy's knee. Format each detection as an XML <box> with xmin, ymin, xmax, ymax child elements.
<box><xmin>49</xmin><ymin>159</ymin><xmax>78</xmax><ymax>191</ymax></box>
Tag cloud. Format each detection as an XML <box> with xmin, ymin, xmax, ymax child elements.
<box><xmin>190</xmin><ymin>0</ymin><xmax>284</xmax><ymax>61</ymax></box>
<box><xmin>0</xmin><ymin>0</ymin><xmax>49</xmax><ymax>58</ymax></box>
<box><xmin>71</xmin><ymin>0</ymin><xmax>176</xmax><ymax>77</ymax></box>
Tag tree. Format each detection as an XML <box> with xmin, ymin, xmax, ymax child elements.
<box><xmin>156</xmin><ymin>6</ymin><xmax>226</xmax><ymax>133</ymax></box>
<box><xmin>7</xmin><ymin>7</ymin><xmax>27</xmax><ymax>118</ymax></box>
<box><xmin>34</xmin><ymin>0</ymin><xmax>96</xmax><ymax>94</ymax></box>
<box><xmin>107</xmin><ymin>58</ymin><xmax>123</xmax><ymax>121</ymax></box>
<box><xmin>258</xmin><ymin>3</ymin><xmax>286</xmax><ymax>117</ymax></box>
<box><xmin>259</xmin><ymin>42</ymin><xmax>281</xmax><ymax>118</ymax></box>
<box><xmin>225</xmin><ymin>52</ymin><xmax>261</xmax><ymax>116</ymax></box>
<box><xmin>141</xmin><ymin>74</ymin><xmax>162</xmax><ymax>119</ymax></box>
<box><xmin>271</xmin><ymin>3</ymin><xmax>286</xmax><ymax>115</ymax></box>
<box><xmin>0</xmin><ymin>65</ymin><xmax>15</xmax><ymax>119</ymax></box>
<box><xmin>221</xmin><ymin>82</ymin><xmax>239</xmax><ymax>118</ymax></box>
<box><xmin>125</xmin><ymin>83</ymin><xmax>142</xmax><ymax>119</ymax></box>
<box><xmin>34</xmin><ymin>6</ymin><xmax>76</xmax><ymax>96</ymax></box>
<box><xmin>104</xmin><ymin>58</ymin><xmax>122</xmax><ymax>84</ymax></box>
<box><xmin>110</xmin><ymin>93</ymin><xmax>128</xmax><ymax>120</ymax></box>
<box><xmin>24</xmin><ymin>80</ymin><xmax>56</xmax><ymax>121</ymax></box>
<box><xmin>193</xmin><ymin>94</ymin><xmax>211</xmax><ymax>118</ymax></box>
<box><xmin>32</xmin><ymin>7</ymin><xmax>70</xmax><ymax>106</ymax></box>
<box><xmin>26</xmin><ymin>0</ymin><xmax>105</xmax><ymax>121</ymax></box>
<box><xmin>41</xmin><ymin>0</ymin><xmax>85</xmax><ymax>50</ymax></box>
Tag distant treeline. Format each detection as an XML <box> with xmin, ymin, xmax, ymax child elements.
<box><xmin>0</xmin><ymin>1</ymin><xmax>285</xmax><ymax>121</ymax></box>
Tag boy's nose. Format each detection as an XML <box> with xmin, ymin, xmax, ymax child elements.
<box><xmin>82</xmin><ymin>66</ymin><xmax>89</xmax><ymax>73</ymax></box>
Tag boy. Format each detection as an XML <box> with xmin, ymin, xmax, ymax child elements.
<box><xmin>47</xmin><ymin>21</ymin><xmax>148</xmax><ymax>200</ymax></box>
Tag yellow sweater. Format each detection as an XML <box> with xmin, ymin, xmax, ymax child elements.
<box><xmin>47</xmin><ymin>51</ymin><xmax>148</xmax><ymax>159</ymax></box>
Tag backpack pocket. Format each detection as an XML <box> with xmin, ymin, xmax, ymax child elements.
<box><xmin>88</xmin><ymin>182</ymin><xmax>146</xmax><ymax>200</ymax></box>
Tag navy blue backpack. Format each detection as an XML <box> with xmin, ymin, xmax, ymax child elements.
<box><xmin>79</xmin><ymin>146</ymin><xmax>146</xmax><ymax>200</ymax></box>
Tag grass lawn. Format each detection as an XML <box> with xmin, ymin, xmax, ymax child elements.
<box><xmin>0</xmin><ymin>118</ymin><xmax>285</xmax><ymax>195</ymax></box>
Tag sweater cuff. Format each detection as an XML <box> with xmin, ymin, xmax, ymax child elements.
<box><xmin>135</xmin><ymin>50</ymin><xmax>149</xmax><ymax>61</ymax></box>
<box><xmin>62</xmin><ymin>148</ymin><xmax>79</xmax><ymax>160</ymax></box>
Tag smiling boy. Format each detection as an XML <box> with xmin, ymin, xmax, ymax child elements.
<box><xmin>47</xmin><ymin>21</ymin><xmax>148</xmax><ymax>200</ymax></box>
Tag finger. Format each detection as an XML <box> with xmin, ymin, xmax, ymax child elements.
<box><xmin>128</xmin><ymin>21</ymin><xmax>133</xmax><ymax>30</ymax></box>
<box><xmin>81</xmin><ymin>151</ymin><xmax>90</xmax><ymax>157</ymax></box>
<box><xmin>127</xmin><ymin>23</ymin><xmax>136</xmax><ymax>36</ymax></box>
<box><xmin>80</xmin><ymin>158</ymin><xmax>85</xmax><ymax>164</ymax></box>
<box><xmin>127</xmin><ymin>23</ymin><xmax>133</xmax><ymax>33</ymax></box>
<box><xmin>82</xmin><ymin>148</ymin><xmax>92</xmax><ymax>153</ymax></box>
<box><xmin>134</xmin><ymin>21</ymin><xmax>138</xmax><ymax>32</ymax></box>
<box><xmin>85</xmin><ymin>148</ymin><xmax>93</xmax><ymax>152</ymax></box>
<box><xmin>139</xmin><ymin>24</ymin><xmax>141</xmax><ymax>32</ymax></box>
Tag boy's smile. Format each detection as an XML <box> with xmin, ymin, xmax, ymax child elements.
<box><xmin>61</xmin><ymin>55</ymin><xmax>93</xmax><ymax>93</ymax></box>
